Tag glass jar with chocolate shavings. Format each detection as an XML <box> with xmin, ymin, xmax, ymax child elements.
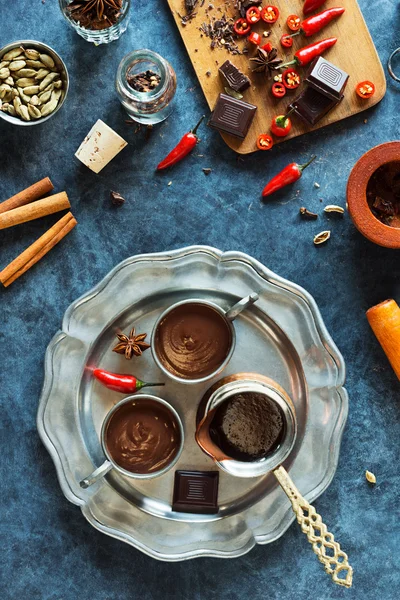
<box><xmin>59</xmin><ymin>0</ymin><xmax>131</xmax><ymax>44</ymax></box>
<box><xmin>116</xmin><ymin>50</ymin><xmax>177</xmax><ymax>125</ymax></box>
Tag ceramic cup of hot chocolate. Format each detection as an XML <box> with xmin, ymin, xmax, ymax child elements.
<box><xmin>79</xmin><ymin>394</ymin><xmax>184</xmax><ymax>488</ymax></box>
<box><xmin>195</xmin><ymin>373</ymin><xmax>297</xmax><ymax>478</ymax></box>
<box><xmin>151</xmin><ymin>293</ymin><xmax>259</xmax><ymax>384</ymax></box>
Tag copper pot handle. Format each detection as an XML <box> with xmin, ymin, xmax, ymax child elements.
<box><xmin>274</xmin><ymin>466</ymin><xmax>353</xmax><ymax>588</ymax></box>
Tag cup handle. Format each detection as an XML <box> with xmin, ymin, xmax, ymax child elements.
<box><xmin>79</xmin><ymin>460</ymin><xmax>113</xmax><ymax>489</ymax></box>
<box><xmin>225</xmin><ymin>292</ymin><xmax>259</xmax><ymax>322</ymax></box>
<box><xmin>274</xmin><ymin>466</ymin><xmax>353</xmax><ymax>588</ymax></box>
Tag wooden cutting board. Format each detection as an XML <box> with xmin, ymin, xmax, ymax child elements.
<box><xmin>167</xmin><ymin>0</ymin><xmax>386</xmax><ymax>153</ymax></box>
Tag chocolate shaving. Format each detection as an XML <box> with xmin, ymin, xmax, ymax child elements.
<box><xmin>110</xmin><ymin>191</ymin><xmax>125</xmax><ymax>207</ymax></box>
<box><xmin>199</xmin><ymin>14</ymin><xmax>241</xmax><ymax>55</ymax></box>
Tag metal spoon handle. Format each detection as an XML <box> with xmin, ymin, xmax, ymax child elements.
<box><xmin>225</xmin><ymin>292</ymin><xmax>259</xmax><ymax>322</ymax></box>
<box><xmin>274</xmin><ymin>466</ymin><xmax>353</xmax><ymax>588</ymax></box>
<box><xmin>79</xmin><ymin>459</ymin><xmax>113</xmax><ymax>489</ymax></box>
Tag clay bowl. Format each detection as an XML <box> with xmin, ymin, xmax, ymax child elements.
<box><xmin>347</xmin><ymin>142</ymin><xmax>400</xmax><ymax>249</ymax></box>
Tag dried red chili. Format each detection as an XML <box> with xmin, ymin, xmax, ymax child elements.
<box><xmin>261</xmin><ymin>5</ymin><xmax>279</xmax><ymax>24</ymax></box>
<box><xmin>234</xmin><ymin>18</ymin><xmax>251</xmax><ymax>36</ymax></box>
<box><xmin>356</xmin><ymin>81</ymin><xmax>375</xmax><ymax>99</ymax></box>
<box><xmin>248</xmin><ymin>31</ymin><xmax>261</xmax><ymax>46</ymax></box>
<box><xmin>282</xmin><ymin>69</ymin><xmax>301</xmax><ymax>90</ymax></box>
<box><xmin>287</xmin><ymin>14</ymin><xmax>301</xmax><ymax>31</ymax></box>
<box><xmin>261</xmin><ymin>156</ymin><xmax>316</xmax><ymax>197</ymax></box>
<box><xmin>271</xmin><ymin>82</ymin><xmax>286</xmax><ymax>98</ymax></box>
<box><xmin>280</xmin><ymin>34</ymin><xmax>293</xmax><ymax>48</ymax></box>
<box><xmin>246</xmin><ymin>6</ymin><xmax>261</xmax><ymax>24</ymax></box>
<box><xmin>256</xmin><ymin>133</ymin><xmax>274</xmax><ymax>150</ymax></box>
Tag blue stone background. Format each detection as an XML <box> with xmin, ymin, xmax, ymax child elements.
<box><xmin>0</xmin><ymin>0</ymin><xmax>399</xmax><ymax>598</ymax></box>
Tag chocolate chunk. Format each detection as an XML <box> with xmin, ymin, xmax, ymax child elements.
<box><xmin>219</xmin><ymin>60</ymin><xmax>251</xmax><ymax>92</ymax></box>
<box><xmin>208</xmin><ymin>93</ymin><xmax>257</xmax><ymax>139</ymax></box>
<box><xmin>172</xmin><ymin>470</ymin><xmax>219</xmax><ymax>514</ymax></box>
<box><xmin>289</xmin><ymin>87</ymin><xmax>336</xmax><ymax>126</ymax></box>
<box><xmin>290</xmin><ymin>58</ymin><xmax>349</xmax><ymax>126</ymax></box>
<box><xmin>306</xmin><ymin>57</ymin><xmax>349</xmax><ymax>101</ymax></box>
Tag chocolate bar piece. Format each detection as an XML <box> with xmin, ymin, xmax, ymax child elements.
<box><xmin>306</xmin><ymin>57</ymin><xmax>349</xmax><ymax>102</ymax></box>
<box><xmin>208</xmin><ymin>93</ymin><xmax>257</xmax><ymax>139</ymax></box>
<box><xmin>172</xmin><ymin>470</ymin><xmax>219</xmax><ymax>514</ymax></box>
<box><xmin>219</xmin><ymin>60</ymin><xmax>251</xmax><ymax>92</ymax></box>
<box><xmin>289</xmin><ymin>87</ymin><xmax>337</xmax><ymax>126</ymax></box>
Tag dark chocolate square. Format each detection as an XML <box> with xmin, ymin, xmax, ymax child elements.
<box><xmin>306</xmin><ymin>57</ymin><xmax>349</xmax><ymax>101</ymax></box>
<box><xmin>172</xmin><ymin>470</ymin><xmax>219</xmax><ymax>514</ymax></box>
<box><xmin>208</xmin><ymin>93</ymin><xmax>257</xmax><ymax>139</ymax></box>
<box><xmin>219</xmin><ymin>60</ymin><xmax>251</xmax><ymax>92</ymax></box>
<box><xmin>289</xmin><ymin>86</ymin><xmax>338</xmax><ymax>126</ymax></box>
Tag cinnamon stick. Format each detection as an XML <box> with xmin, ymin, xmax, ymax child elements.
<box><xmin>0</xmin><ymin>177</ymin><xmax>54</xmax><ymax>215</ymax></box>
<box><xmin>0</xmin><ymin>212</ymin><xmax>77</xmax><ymax>287</ymax></box>
<box><xmin>0</xmin><ymin>192</ymin><xmax>70</xmax><ymax>230</ymax></box>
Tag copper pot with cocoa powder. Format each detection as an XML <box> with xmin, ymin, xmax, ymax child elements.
<box><xmin>347</xmin><ymin>141</ymin><xmax>400</xmax><ymax>249</ymax></box>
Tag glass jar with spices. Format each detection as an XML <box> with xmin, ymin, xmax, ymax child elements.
<box><xmin>116</xmin><ymin>50</ymin><xmax>177</xmax><ymax>125</ymax></box>
<box><xmin>59</xmin><ymin>0</ymin><xmax>131</xmax><ymax>44</ymax></box>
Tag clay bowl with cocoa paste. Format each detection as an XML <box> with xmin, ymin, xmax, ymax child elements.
<box><xmin>347</xmin><ymin>141</ymin><xmax>400</xmax><ymax>249</ymax></box>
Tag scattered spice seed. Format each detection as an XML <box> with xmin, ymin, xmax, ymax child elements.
<box><xmin>324</xmin><ymin>204</ymin><xmax>345</xmax><ymax>214</ymax></box>
<box><xmin>314</xmin><ymin>182</ymin><xmax>320</xmax><ymax>188</ymax></box>
<box><xmin>110</xmin><ymin>191</ymin><xmax>125</xmax><ymax>207</ymax></box>
<box><xmin>365</xmin><ymin>470</ymin><xmax>376</xmax><ymax>484</ymax></box>
<box><xmin>206</xmin><ymin>70</ymin><xmax>212</xmax><ymax>76</ymax></box>
<box><xmin>314</xmin><ymin>230</ymin><xmax>331</xmax><ymax>245</ymax></box>
<box><xmin>300</xmin><ymin>207</ymin><xmax>318</xmax><ymax>219</ymax></box>
<box><xmin>168</xmin><ymin>181</ymin><xmax>173</xmax><ymax>186</ymax></box>
<box><xmin>202</xmin><ymin>168</ymin><xmax>212</xmax><ymax>175</ymax></box>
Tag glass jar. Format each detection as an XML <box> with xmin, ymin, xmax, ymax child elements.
<box><xmin>59</xmin><ymin>0</ymin><xmax>130</xmax><ymax>44</ymax></box>
<box><xmin>115</xmin><ymin>50</ymin><xmax>177</xmax><ymax>125</ymax></box>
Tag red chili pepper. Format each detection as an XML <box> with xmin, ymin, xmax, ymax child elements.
<box><xmin>93</xmin><ymin>369</ymin><xmax>165</xmax><ymax>394</ymax></box>
<box><xmin>280</xmin><ymin>34</ymin><xmax>293</xmax><ymax>48</ymax></box>
<box><xmin>271</xmin><ymin>82</ymin><xmax>286</xmax><ymax>98</ymax></box>
<box><xmin>287</xmin><ymin>14</ymin><xmax>301</xmax><ymax>31</ymax></box>
<box><xmin>303</xmin><ymin>0</ymin><xmax>327</xmax><ymax>16</ymax></box>
<box><xmin>261</xmin><ymin>156</ymin><xmax>316</xmax><ymax>198</ymax></box>
<box><xmin>257</xmin><ymin>133</ymin><xmax>274</xmax><ymax>150</ymax></box>
<box><xmin>355</xmin><ymin>80</ymin><xmax>375</xmax><ymax>99</ymax></box>
<box><xmin>282</xmin><ymin>69</ymin><xmax>301</xmax><ymax>90</ymax></box>
<box><xmin>300</xmin><ymin>8</ymin><xmax>345</xmax><ymax>37</ymax></box>
<box><xmin>157</xmin><ymin>116</ymin><xmax>204</xmax><ymax>170</ymax></box>
<box><xmin>248</xmin><ymin>31</ymin><xmax>261</xmax><ymax>45</ymax></box>
<box><xmin>234</xmin><ymin>18</ymin><xmax>251</xmax><ymax>36</ymax></box>
<box><xmin>246</xmin><ymin>6</ymin><xmax>261</xmax><ymax>24</ymax></box>
<box><xmin>271</xmin><ymin>112</ymin><xmax>293</xmax><ymax>137</ymax></box>
<box><xmin>280</xmin><ymin>37</ymin><xmax>337</xmax><ymax>68</ymax></box>
<box><xmin>261</xmin><ymin>6</ymin><xmax>279</xmax><ymax>24</ymax></box>
<box><xmin>261</xmin><ymin>42</ymin><xmax>273</xmax><ymax>53</ymax></box>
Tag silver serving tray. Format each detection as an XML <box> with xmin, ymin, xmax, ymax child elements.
<box><xmin>37</xmin><ymin>246</ymin><xmax>348</xmax><ymax>560</ymax></box>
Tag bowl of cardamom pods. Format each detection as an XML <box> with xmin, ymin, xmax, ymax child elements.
<box><xmin>0</xmin><ymin>40</ymin><xmax>69</xmax><ymax>126</ymax></box>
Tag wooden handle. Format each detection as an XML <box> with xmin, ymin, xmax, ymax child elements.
<box><xmin>366</xmin><ymin>299</ymin><xmax>400</xmax><ymax>380</ymax></box>
<box><xmin>274</xmin><ymin>466</ymin><xmax>353</xmax><ymax>588</ymax></box>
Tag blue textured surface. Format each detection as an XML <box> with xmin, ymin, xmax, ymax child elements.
<box><xmin>0</xmin><ymin>1</ymin><xmax>399</xmax><ymax>598</ymax></box>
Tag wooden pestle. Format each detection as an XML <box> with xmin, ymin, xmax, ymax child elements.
<box><xmin>366</xmin><ymin>299</ymin><xmax>400</xmax><ymax>380</ymax></box>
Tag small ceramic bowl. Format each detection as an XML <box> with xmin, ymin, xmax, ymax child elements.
<box><xmin>0</xmin><ymin>40</ymin><xmax>69</xmax><ymax>126</ymax></box>
<box><xmin>347</xmin><ymin>142</ymin><xmax>400</xmax><ymax>249</ymax></box>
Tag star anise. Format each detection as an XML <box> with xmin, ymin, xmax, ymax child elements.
<box><xmin>113</xmin><ymin>327</ymin><xmax>150</xmax><ymax>360</ymax></box>
<box><xmin>67</xmin><ymin>0</ymin><xmax>123</xmax><ymax>31</ymax></box>
<box><xmin>249</xmin><ymin>47</ymin><xmax>282</xmax><ymax>78</ymax></box>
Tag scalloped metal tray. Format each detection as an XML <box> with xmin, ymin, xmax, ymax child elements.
<box><xmin>37</xmin><ymin>246</ymin><xmax>348</xmax><ymax>560</ymax></box>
